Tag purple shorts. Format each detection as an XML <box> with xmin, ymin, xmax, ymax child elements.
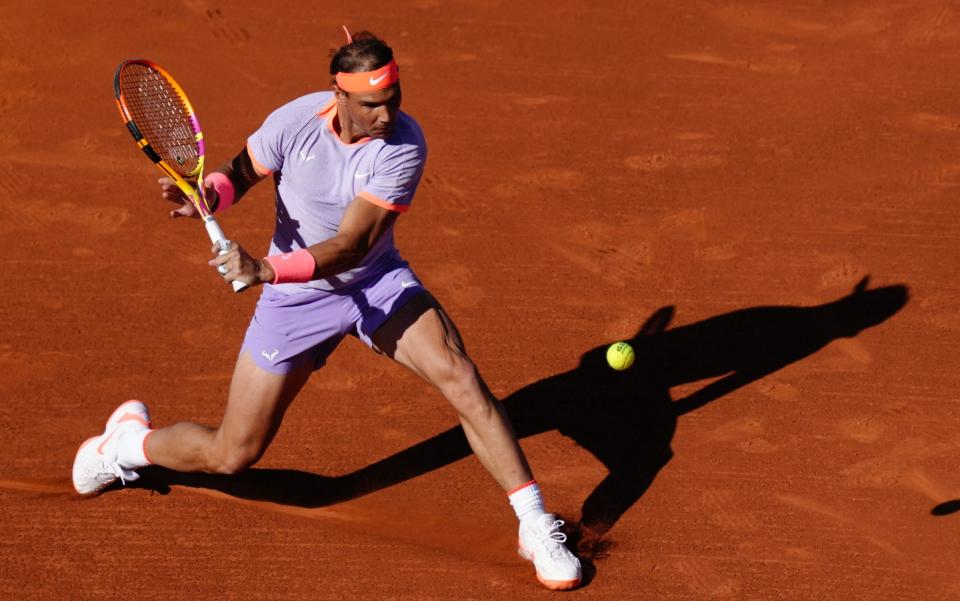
<box><xmin>240</xmin><ymin>261</ymin><xmax>425</xmax><ymax>374</ymax></box>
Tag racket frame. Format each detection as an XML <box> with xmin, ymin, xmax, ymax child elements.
<box><xmin>114</xmin><ymin>59</ymin><xmax>246</xmax><ymax>292</ymax></box>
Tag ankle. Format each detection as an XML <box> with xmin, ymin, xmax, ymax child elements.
<box><xmin>116</xmin><ymin>429</ymin><xmax>153</xmax><ymax>469</ymax></box>
<box><xmin>509</xmin><ymin>479</ymin><xmax>547</xmax><ymax>523</ymax></box>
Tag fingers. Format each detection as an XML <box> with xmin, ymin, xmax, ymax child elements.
<box><xmin>208</xmin><ymin>241</ymin><xmax>261</xmax><ymax>287</ymax></box>
<box><xmin>159</xmin><ymin>177</ymin><xmax>183</xmax><ymax>202</ymax></box>
<box><xmin>170</xmin><ymin>204</ymin><xmax>196</xmax><ymax>219</ymax></box>
<box><xmin>159</xmin><ymin>177</ymin><xmax>198</xmax><ymax>219</ymax></box>
<box><xmin>211</xmin><ymin>240</ymin><xmax>230</xmax><ymax>274</ymax></box>
<box><xmin>209</xmin><ymin>241</ymin><xmax>233</xmax><ymax>275</ymax></box>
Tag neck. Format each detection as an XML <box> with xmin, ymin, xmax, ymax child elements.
<box><xmin>334</xmin><ymin>108</ymin><xmax>365</xmax><ymax>144</ymax></box>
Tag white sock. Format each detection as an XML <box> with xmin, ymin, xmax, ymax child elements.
<box><xmin>509</xmin><ymin>480</ymin><xmax>547</xmax><ymax>524</ymax></box>
<box><xmin>116</xmin><ymin>429</ymin><xmax>153</xmax><ymax>470</ymax></box>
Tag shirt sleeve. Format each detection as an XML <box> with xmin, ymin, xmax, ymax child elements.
<box><xmin>245</xmin><ymin>107</ymin><xmax>289</xmax><ymax>175</ymax></box>
<box><xmin>357</xmin><ymin>139</ymin><xmax>426</xmax><ymax>213</ymax></box>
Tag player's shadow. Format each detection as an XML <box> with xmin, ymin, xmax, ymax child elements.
<box><xmin>133</xmin><ymin>276</ymin><xmax>907</xmax><ymax>564</ymax></box>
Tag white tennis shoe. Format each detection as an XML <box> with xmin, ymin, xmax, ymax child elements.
<box><xmin>72</xmin><ymin>400</ymin><xmax>151</xmax><ymax>495</ymax></box>
<box><xmin>518</xmin><ymin>513</ymin><xmax>582</xmax><ymax>591</ymax></box>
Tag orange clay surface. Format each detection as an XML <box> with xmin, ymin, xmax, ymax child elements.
<box><xmin>2</xmin><ymin>2</ymin><xmax>959</xmax><ymax>599</ymax></box>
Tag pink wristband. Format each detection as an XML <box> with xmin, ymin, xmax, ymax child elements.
<box><xmin>262</xmin><ymin>249</ymin><xmax>316</xmax><ymax>284</ymax></box>
<box><xmin>205</xmin><ymin>172</ymin><xmax>235</xmax><ymax>212</ymax></box>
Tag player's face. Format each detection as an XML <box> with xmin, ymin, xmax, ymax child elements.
<box><xmin>341</xmin><ymin>84</ymin><xmax>402</xmax><ymax>139</ymax></box>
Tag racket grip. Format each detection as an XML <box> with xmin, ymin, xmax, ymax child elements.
<box><xmin>217</xmin><ymin>244</ymin><xmax>249</xmax><ymax>293</ymax></box>
<box><xmin>204</xmin><ymin>217</ymin><xmax>249</xmax><ymax>293</ymax></box>
<box><xmin>204</xmin><ymin>215</ymin><xmax>229</xmax><ymax>246</ymax></box>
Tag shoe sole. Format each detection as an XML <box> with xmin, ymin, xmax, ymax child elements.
<box><xmin>518</xmin><ymin>542</ymin><xmax>581</xmax><ymax>591</ymax></box>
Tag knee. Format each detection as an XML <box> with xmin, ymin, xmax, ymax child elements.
<box><xmin>207</xmin><ymin>444</ymin><xmax>262</xmax><ymax>475</ymax></box>
<box><xmin>431</xmin><ymin>352</ymin><xmax>476</xmax><ymax>394</ymax></box>
<box><xmin>433</xmin><ymin>357</ymin><xmax>493</xmax><ymax>418</ymax></box>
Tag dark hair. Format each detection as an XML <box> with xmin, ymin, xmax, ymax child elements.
<box><xmin>329</xmin><ymin>31</ymin><xmax>394</xmax><ymax>75</ymax></box>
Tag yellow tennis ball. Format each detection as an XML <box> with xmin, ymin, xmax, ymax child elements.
<box><xmin>606</xmin><ymin>341</ymin><xmax>635</xmax><ymax>371</ymax></box>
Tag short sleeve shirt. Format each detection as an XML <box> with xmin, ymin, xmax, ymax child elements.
<box><xmin>247</xmin><ymin>91</ymin><xmax>427</xmax><ymax>293</ymax></box>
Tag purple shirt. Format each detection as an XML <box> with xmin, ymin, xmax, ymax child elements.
<box><xmin>247</xmin><ymin>91</ymin><xmax>427</xmax><ymax>293</ymax></box>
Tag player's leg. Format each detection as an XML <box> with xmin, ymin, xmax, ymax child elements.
<box><xmin>73</xmin><ymin>286</ymin><xmax>346</xmax><ymax>494</ymax></box>
<box><xmin>368</xmin><ymin>290</ymin><xmax>582</xmax><ymax>590</ymax></box>
<box><xmin>72</xmin><ymin>351</ymin><xmax>313</xmax><ymax>495</ymax></box>
<box><xmin>141</xmin><ymin>287</ymin><xmax>347</xmax><ymax>473</ymax></box>
<box><xmin>143</xmin><ymin>351</ymin><xmax>313</xmax><ymax>473</ymax></box>
<box><xmin>371</xmin><ymin>292</ymin><xmax>531</xmax><ymax>490</ymax></box>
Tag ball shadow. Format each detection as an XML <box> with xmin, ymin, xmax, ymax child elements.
<box><xmin>931</xmin><ymin>500</ymin><xmax>960</xmax><ymax>516</ymax></box>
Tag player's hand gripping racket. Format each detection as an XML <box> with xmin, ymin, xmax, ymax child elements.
<box><xmin>113</xmin><ymin>59</ymin><xmax>247</xmax><ymax>292</ymax></box>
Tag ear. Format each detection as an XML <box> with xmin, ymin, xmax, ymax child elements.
<box><xmin>333</xmin><ymin>84</ymin><xmax>348</xmax><ymax>103</ymax></box>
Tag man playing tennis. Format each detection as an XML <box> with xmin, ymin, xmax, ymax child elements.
<box><xmin>73</xmin><ymin>30</ymin><xmax>581</xmax><ymax>590</ymax></box>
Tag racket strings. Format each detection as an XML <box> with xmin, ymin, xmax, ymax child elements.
<box><xmin>119</xmin><ymin>64</ymin><xmax>200</xmax><ymax>177</ymax></box>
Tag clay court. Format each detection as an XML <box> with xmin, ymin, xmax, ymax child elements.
<box><xmin>2</xmin><ymin>1</ymin><xmax>959</xmax><ymax>598</ymax></box>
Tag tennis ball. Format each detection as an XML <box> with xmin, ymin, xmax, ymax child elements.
<box><xmin>606</xmin><ymin>341</ymin><xmax>635</xmax><ymax>371</ymax></box>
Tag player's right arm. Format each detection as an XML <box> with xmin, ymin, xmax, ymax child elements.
<box><xmin>160</xmin><ymin>146</ymin><xmax>269</xmax><ymax>218</ymax></box>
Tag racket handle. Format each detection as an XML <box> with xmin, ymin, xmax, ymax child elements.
<box><xmin>204</xmin><ymin>217</ymin><xmax>249</xmax><ymax>293</ymax></box>
<box><xmin>217</xmin><ymin>244</ymin><xmax>249</xmax><ymax>293</ymax></box>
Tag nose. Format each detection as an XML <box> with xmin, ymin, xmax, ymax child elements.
<box><xmin>377</xmin><ymin>105</ymin><xmax>397</xmax><ymax>125</ymax></box>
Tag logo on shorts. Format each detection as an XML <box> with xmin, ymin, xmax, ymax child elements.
<box><xmin>401</xmin><ymin>281</ymin><xmax>418</xmax><ymax>289</ymax></box>
<box><xmin>354</xmin><ymin>171</ymin><xmax>373</xmax><ymax>179</ymax></box>
<box><xmin>262</xmin><ymin>349</ymin><xmax>279</xmax><ymax>362</ymax></box>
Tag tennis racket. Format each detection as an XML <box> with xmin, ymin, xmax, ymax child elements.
<box><xmin>113</xmin><ymin>59</ymin><xmax>247</xmax><ymax>293</ymax></box>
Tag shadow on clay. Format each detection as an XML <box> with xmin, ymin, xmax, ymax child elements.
<box><xmin>931</xmin><ymin>500</ymin><xmax>960</xmax><ymax>516</ymax></box>
<box><xmin>129</xmin><ymin>276</ymin><xmax>908</xmax><ymax>577</ymax></box>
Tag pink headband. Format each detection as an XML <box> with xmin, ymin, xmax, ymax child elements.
<box><xmin>335</xmin><ymin>58</ymin><xmax>399</xmax><ymax>93</ymax></box>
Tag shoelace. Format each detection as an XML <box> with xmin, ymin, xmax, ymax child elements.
<box><xmin>534</xmin><ymin>517</ymin><xmax>570</xmax><ymax>559</ymax></box>
<box><xmin>99</xmin><ymin>459</ymin><xmax>133</xmax><ymax>486</ymax></box>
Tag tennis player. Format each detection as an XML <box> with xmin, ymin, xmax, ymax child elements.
<box><xmin>73</xmin><ymin>30</ymin><xmax>581</xmax><ymax>590</ymax></box>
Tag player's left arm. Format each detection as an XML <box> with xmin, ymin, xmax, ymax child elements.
<box><xmin>208</xmin><ymin>146</ymin><xmax>271</xmax><ymax>209</ymax></box>
<box><xmin>161</xmin><ymin>146</ymin><xmax>268</xmax><ymax>218</ymax></box>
